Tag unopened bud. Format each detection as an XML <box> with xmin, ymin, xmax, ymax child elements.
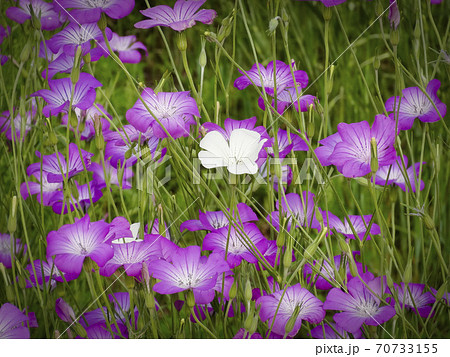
<box><xmin>18</xmin><ymin>275</ymin><xmax>27</xmax><ymax>290</ymax></box>
<box><xmin>305</xmin><ymin>228</ymin><xmax>327</xmax><ymax>259</ymax></box>
<box><xmin>145</xmin><ymin>293</ymin><xmax>156</xmax><ymax>309</ymax></box>
<box><xmin>20</xmin><ymin>41</ymin><xmax>33</xmax><ymax>63</ymax></box>
<box><xmin>199</xmin><ymin>46</ymin><xmax>207</xmax><ymax>69</ymax></box>
<box><xmin>370</xmin><ymin>137</ymin><xmax>379</xmax><ymax>174</ymax></box>
<box><xmin>338</xmin><ymin>237</ymin><xmax>352</xmax><ymax>255</ymax></box>
<box><xmin>48</xmin><ymin>131</ymin><xmax>58</xmax><ymax>146</ymax></box>
<box><xmin>403</xmin><ymin>261</ymin><xmax>412</xmax><ymax>285</ymax></box>
<box><xmin>423</xmin><ymin>214</ymin><xmax>435</xmax><ymax>230</ymax></box>
<box><xmin>285</xmin><ymin>305</ymin><xmax>300</xmax><ymax>335</ymax></box>
<box><xmin>244</xmin><ymin>279</ymin><xmax>252</xmax><ymax>302</ymax></box>
<box><xmin>6</xmin><ymin>284</ymin><xmax>15</xmax><ymax>302</ymax></box>
<box><xmin>74</xmin><ymin>323</ymin><xmax>87</xmax><ymax>338</ymax></box>
<box><xmin>375</xmin><ymin>0</ymin><xmax>384</xmax><ymax>17</ymax></box>
<box><xmin>390</xmin><ymin>29</ymin><xmax>400</xmax><ymax>46</ymax></box>
<box><xmin>283</xmin><ymin>247</ymin><xmax>292</xmax><ymax>268</ymax></box>
<box><xmin>435</xmin><ymin>284</ymin><xmax>447</xmax><ymax>301</ymax></box>
<box><xmin>125</xmin><ymin>275</ymin><xmax>135</xmax><ymax>289</ymax></box>
<box><xmin>281</xmin><ymin>8</ymin><xmax>289</xmax><ymax>23</ymax></box>
<box><xmin>373</xmin><ymin>52</ymin><xmax>381</xmax><ymax>71</ymax></box>
<box><xmin>276</xmin><ymin>231</ymin><xmax>285</xmax><ymax>248</ymax></box>
<box><xmin>267</xmin><ymin>17</ymin><xmax>279</xmax><ymax>35</ymax></box>
<box><xmin>229</xmin><ymin>279</ymin><xmax>237</xmax><ymax>300</ymax></box>
<box><xmin>83</xmin><ymin>52</ymin><xmax>91</xmax><ymax>64</ymax></box>
<box><xmin>7</xmin><ymin>196</ymin><xmax>17</xmax><ymax>234</ymax></box>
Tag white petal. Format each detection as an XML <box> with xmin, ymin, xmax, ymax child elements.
<box><xmin>228</xmin><ymin>158</ymin><xmax>259</xmax><ymax>175</ymax></box>
<box><xmin>229</xmin><ymin>129</ymin><xmax>264</xmax><ymax>163</ymax></box>
<box><xmin>198</xmin><ymin>131</ymin><xmax>231</xmax><ymax>169</ymax></box>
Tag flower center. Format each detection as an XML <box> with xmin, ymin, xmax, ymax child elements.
<box><xmin>85</xmin><ymin>0</ymin><xmax>110</xmax><ymax>8</ymax></box>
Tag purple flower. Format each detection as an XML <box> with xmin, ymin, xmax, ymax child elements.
<box><xmin>83</xmin><ymin>322</ymin><xmax>128</xmax><ymax>339</ymax></box>
<box><xmin>257</xmin><ymin>158</ymin><xmax>293</xmax><ymax>192</ymax></box>
<box><xmin>310</xmin><ymin>322</ymin><xmax>364</xmax><ymax>339</ymax></box>
<box><xmin>322</xmin><ymin>212</ymin><xmax>381</xmax><ymax>241</ymax></box>
<box><xmin>0</xmin><ymin>234</ymin><xmax>26</xmax><ymax>269</ymax></box>
<box><xmin>26</xmin><ymin>143</ymin><xmax>93</xmax><ymax>183</ymax></box>
<box><xmin>315</xmin><ymin>132</ymin><xmax>342</xmax><ymax>167</ymax></box>
<box><xmin>6</xmin><ymin>0</ymin><xmax>64</xmax><ymax>31</ymax></box>
<box><xmin>135</xmin><ymin>0</ymin><xmax>217</xmax><ymax>32</ymax></box>
<box><xmin>392</xmin><ymin>283</ymin><xmax>436</xmax><ymax>318</ymax></box>
<box><xmin>233</xmin><ymin>328</ymin><xmax>262</xmax><ymax>339</ymax></box>
<box><xmin>49</xmin><ymin>180</ymin><xmax>103</xmax><ymax>214</ymax></box>
<box><xmin>203</xmin><ymin>223</ymin><xmax>268</xmax><ymax>268</ymax></box>
<box><xmin>26</xmin><ymin>257</ymin><xmax>77</xmax><ymax>289</ymax></box>
<box><xmin>257</xmin><ymin>283</ymin><xmax>325</xmax><ymax>337</ymax></box>
<box><xmin>388</xmin><ymin>0</ymin><xmax>400</xmax><ymax>29</ymax></box>
<box><xmin>267</xmin><ymin>191</ymin><xmax>320</xmax><ymax>231</ymax></box>
<box><xmin>46</xmin><ymin>23</ymin><xmax>112</xmax><ymax>57</ymax></box>
<box><xmin>46</xmin><ymin>215</ymin><xmax>114</xmax><ymax>276</ymax></box>
<box><xmin>329</xmin><ymin>115</ymin><xmax>397</xmax><ymax>178</ymax></box>
<box><xmin>42</xmin><ymin>53</ymin><xmax>84</xmax><ymax>79</ymax></box>
<box><xmin>126</xmin><ymin>88</ymin><xmax>199</xmax><ymax>139</ymax></box>
<box><xmin>180</xmin><ymin>202</ymin><xmax>258</xmax><ymax>232</ymax></box>
<box><xmin>258</xmin><ymin>88</ymin><xmax>317</xmax><ymax>114</ymax></box>
<box><xmin>0</xmin><ymin>108</ymin><xmax>33</xmax><ymax>141</ymax></box>
<box><xmin>267</xmin><ymin>128</ymin><xmax>308</xmax><ymax>158</ymax></box>
<box><xmin>61</xmin><ymin>104</ymin><xmax>111</xmax><ymax>141</ymax></box>
<box><xmin>100</xmin><ymin>235</ymin><xmax>162</xmax><ymax>277</ymax></box>
<box><xmin>55</xmin><ymin>0</ymin><xmax>134</xmax><ymax>24</ymax></box>
<box><xmin>82</xmin><ymin>292</ymin><xmax>139</xmax><ymax>334</ymax></box>
<box><xmin>20</xmin><ymin>171</ymin><xmax>63</xmax><ymax>206</ymax></box>
<box><xmin>0</xmin><ymin>25</ymin><xmax>10</xmax><ymax>45</ymax></box>
<box><xmin>234</xmin><ymin>60</ymin><xmax>308</xmax><ymax>97</ymax></box>
<box><xmin>0</xmin><ymin>303</ymin><xmax>30</xmax><ymax>339</ymax></box>
<box><xmin>55</xmin><ymin>298</ymin><xmax>76</xmax><ymax>323</ymax></box>
<box><xmin>147</xmin><ymin>245</ymin><xmax>230</xmax><ymax>303</ymax></box>
<box><xmin>31</xmin><ymin>73</ymin><xmax>102</xmax><ymax>117</ymax></box>
<box><xmin>323</xmin><ymin>277</ymin><xmax>396</xmax><ymax>333</ymax></box>
<box><xmin>374</xmin><ymin>155</ymin><xmax>425</xmax><ymax>192</ymax></box>
<box><xmin>90</xmin><ymin>160</ymin><xmax>133</xmax><ymax>190</ymax></box>
<box><xmin>304</xmin><ymin>252</ymin><xmax>374</xmax><ymax>290</ymax></box>
<box><xmin>385</xmin><ymin>79</ymin><xmax>447</xmax><ymax>131</ymax></box>
<box><xmin>97</xmin><ymin>32</ymin><xmax>148</xmax><ymax>63</ymax></box>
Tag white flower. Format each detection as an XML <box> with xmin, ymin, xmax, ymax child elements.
<box><xmin>198</xmin><ymin>128</ymin><xmax>267</xmax><ymax>175</ymax></box>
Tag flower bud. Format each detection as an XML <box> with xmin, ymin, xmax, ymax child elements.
<box><xmin>244</xmin><ymin>313</ymin><xmax>253</xmax><ymax>331</ymax></box>
<box><xmin>244</xmin><ymin>279</ymin><xmax>252</xmax><ymax>303</ymax></box>
<box><xmin>249</xmin><ymin>314</ymin><xmax>259</xmax><ymax>334</ymax></box>
<box><xmin>370</xmin><ymin>137</ymin><xmax>379</xmax><ymax>174</ymax></box>
<box><xmin>229</xmin><ymin>279</ymin><xmax>237</xmax><ymax>300</ymax></box>
<box><xmin>83</xmin><ymin>52</ymin><xmax>91</xmax><ymax>64</ymax></box>
<box><xmin>199</xmin><ymin>45</ymin><xmax>207</xmax><ymax>69</ymax></box>
<box><xmin>390</xmin><ymin>29</ymin><xmax>400</xmax><ymax>46</ymax></box>
<box><xmin>20</xmin><ymin>41</ymin><xmax>33</xmax><ymax>63</ymax></box>
<box><xmin>6</xmin><ymin>284</ymin><xmax>15</xmax><ymax>302</ymax></box>
<box><xmin>125</xmin><ymin>275</ymin><xmax>135</xmax><ymax>290</ymax></box>
<box><xmin>283</xmin><ymin>247</ymin><xmax>292</xmax><ymax>269</ymax></box>
<box><xmin>338</xmin><ymin>237</ymin><xmax>352</xmax><ymax>255</ymax></box>
<box><xmin>145</xmin><ymin>293</ymin><xmax>156</xmax><ymax>309</ymax></box>
<box><xmin>7</xmin><ymin>196</ymin><xmax>17</xmax><ymax>234</ymax></box>
<box><xmin>218</xmin><ymin>11</ymin><xmax>234</xmax><ymax>42</ymax></box>
<box><xmin>69</xmin><ymin>181</ymin><xmax>79</xmax><ymax>201</ymax></box>
<box><xmin>375</xmin><ymin>0</ymin><xmax>384</xmax><ymax>17</ymax></box>
<box><xmin>18</xmin><ymin>275</ymin><xmax>27</xmax><ymax>290</ymax></box>
<box><xmin>267</xmin><ymin>17</ymin><xmax>279</xmax><ymax>35</ymax></box>
<box><xmin>435</xmin><ymin>284</ymin><xmax>447</xmax><ymax>301</ymax></box>
<box><xmin>423</xmin><ymin>213</ymin><xmax>435</xmax><ymax>230</ymax></box>
<box><xmin>31</xmin><ymin>13</ymin><xmax>41</xmax><ymax>30</ymax></box>
<box><xmin>373</xmin><ymin>52</ymin><xmax>381</xmax><ymax>71</ymax></box>
<box><xmin>71</xmin><ymin>47</ymin><xmax>82</xmax><ymax>85</ymax></box>
<box><xmin>74</xmin><ymin>323</ymin><xmax>87</xmax><ymax>338</ymax></box>
<box><xmin>276</xmin><ymin>231</ymin><xmax>285</xmax><ymax>249</ymax></box>
<box><xmin>403</xmin><ymin>261</ymin><xmax>412</xmax><ymax>285</ymax></box>
<box><xmin>281</xmin><ymin>8</ymin><xmax>289</xmax><ymax>23</ymax></box>
<box><xmin>285</xmin><ymin>305</ymin><xmax>300</xmax><ymax>335</ymax></box>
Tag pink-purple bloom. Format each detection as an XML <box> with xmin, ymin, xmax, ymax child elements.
<box><xmin>180</xmin><ymin>203</ymin><xmax>258</xmax><ymax>232</ymax></box>
<box><xmin>0</xmin><ymin>303</ymin><xmax>31</xmax><ymax>339</ymax></box>
<box><xmin>385</xmin><ymin>79</ymin><xmax>447</xmax><ymax>131</ymax></box>
<box><xmin>49</xmin><ymin>180</ymin><xmax>103</xmax><ymax>214</ymax></box>
<box><xmin>374</xmin><ymin>155</ymin><xmax>425</xmax><ymax>192</ymax></box>
<box><xmin>234</xmin><ymin>60</ymin><xmax>308</xmax><ymax>97</ymax></box>
<box><xmin>320</xmin><ymin>115</ymin><xmax>397</xmax><ymax>178</ymax></box>
<box><xmin>135</xmin><ymin>0</ymin><xmax>217</xmax><ymax>32</ymax></box>
<box><xmin>391</xmin><ymin>283</ymin><xmax>436</xmax><ymax>318</ymax></box>
<box><xmin>46</xmin><ymin>23</ymin><xmax>112</xmax><ymax>57</ymax></box>
<box><xmin>25</xmin><ymin>143</ymin><xmax>93</xmax><ymax>183</ymax></box>
<box><xmin>31</xmin><ymin>73</ymin><xmax>102</xmax><ymax>117</ymax></box>
<box><xmin>97</xmin><ymin>32</ymin><xmax>148</xmax><ymax>63</ymax></box>
<box><xmin>310</xmin><ymin>322</ymin><xmax>364</xmax><ymax>339</ymax></box>
<box><xmin>147</xmin><ymin>245</ymin><xmax>230</xmax><ymax>303</ymax></box>
<box><xmin>304</xmin><ymin>252</ymin><xmax>374</xmax><ymax>290</ymax></box>
<box><xmin>61</xmin><ymin>104</ymin><xmax>111</xmax><ymax>141</ymax></box>
<box><xmin>6</xmin><ymin>0</ymin><xmax>64</xmax><ymax>31</ymax></box>
<box><xmin>126</xmin><ymin>88</ymin><xmax>199</xmax><ymax>139</ymax></box>
<box><xmin>0</xmin><ymin>233</ymin><xmax>26</xmax><ymax>269</ymax></box>
<box><xmin>0</xmin><ymin>108</ymin><xmax>33</xmax><ymax>141</ymax></box>
<box><xmin>100</xmin><ymin>235</ymin><xmax>162</xmax><ymax>277</ymax></box>
<box><xmin>324</xmin><ymin>277</ymin><xmax>396</xmax><ymax>333</ymax></box>
<box><xmin>203</xmin><ymin>223</ymin><xmax>268</xmax><ymax>268</ymax></box>
<box><xmin>26</xmin><ymin>257</ymin><xmax>77</xmax><ymax>289</ymax></box>
<box><xmin>46</xmin><ymin>215</ymin><xmax>114</xmax><ymax>276</ymax></box>
<box><xmin>258</xmin><ymin>88</ymin><xmax>316</xmax><ymax>114</ymax></box>
<box><xmin>90</xmin><ymin>160</ymin><xmax>133</xmax><ymax>190</ymax></box>
<box><xmin>55</xmin><ymin>0</ymin><xmax>135</xmax><ymax>24</ymax></box>
<box><xmin>267</xmin><ymin>128</ymin><xmax>309</xmax><ymax>158</ymax></box>
<box><xmin>42</xmin><ymin>53</ymin><xmax>84</xmax><ymax>79</ymax></box>
<box><xmin>321</xmin><ymin>212</ymin><xmax>381</xmax><ymax>241</ymax></box>
<box><xmin>267</xmin><ymin>191</ymin><xmax>320</xmax><ymax>231</ymax></box>
<box><xmin>257</xmin><ymin>283</ymin><xmax>325</xmax><ymax>337</ymax></box>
